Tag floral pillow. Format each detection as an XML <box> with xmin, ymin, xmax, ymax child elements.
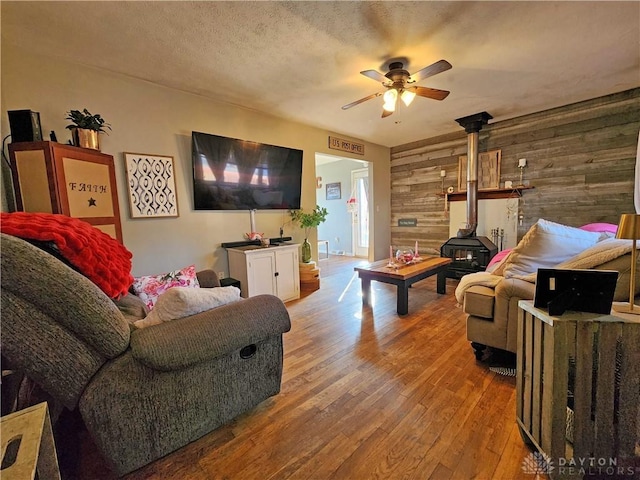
<box><xmin>132</xmin><ymin>265</ymin><xmax>200</xmax><ymax>309</ymax></box>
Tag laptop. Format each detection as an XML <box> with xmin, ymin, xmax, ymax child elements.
<box><xmin>534</xmin><ymin>269</ymin><xmax>619</xmax><ymax>316</ymax></box>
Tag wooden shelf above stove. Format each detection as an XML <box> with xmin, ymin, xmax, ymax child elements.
<box><xmin>438</xmin><ymin>186</ymin><xmax>534</xmax><ymax>202</ymax></box>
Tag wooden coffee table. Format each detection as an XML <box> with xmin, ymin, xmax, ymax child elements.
<box><xmin>354</xmin><ymin>256</ymin><xmax>452</xmax><ymax>315</ymax></box>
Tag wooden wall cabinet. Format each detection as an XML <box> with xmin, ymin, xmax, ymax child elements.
<box><xmin>9</xmin><ymin>141</ymin><xmax>123</xmax><ymax>242</ymax></box>
<box><xmin>227</xmin><ymin>244</ymin><xmax>300</xmax><ymax>302</ymax></box>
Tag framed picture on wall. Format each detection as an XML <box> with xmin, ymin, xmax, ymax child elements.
<box><xmin>124</xmin><ymin>152</ymin><xmax>179</xmax><ymax>218</ymax></box>
<box><xmin>458</xmin><ymin>149</ymin><xmax>501</xmax><ymax>192</ymax></box>
<box><xmin>326</xmin><ymin>182</ymin><xmax>341</xmax><ymax>200</ymax></box>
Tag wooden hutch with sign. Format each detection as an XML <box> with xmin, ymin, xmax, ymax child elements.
<box><xmin>8</xmin><ymin>141</ymin><xmax>123</xmax><ymax>242</ymax></box>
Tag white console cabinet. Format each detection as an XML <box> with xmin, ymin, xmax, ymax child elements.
<box><xmin>227</xmin><ymin>244</ymin><xmax>300</xmax><ymax>302</ymax></box>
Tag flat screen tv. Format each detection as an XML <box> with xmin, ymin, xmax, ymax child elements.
<box><xmin>192</xmin><ymin>131</ymin><xmax>303</xmax><ymax>210</ymax></box>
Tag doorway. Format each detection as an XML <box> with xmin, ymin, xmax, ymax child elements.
<box><xmin>351</xmin><ymin>168</ymin><xmax>369</xmax><ymax>258</ymax></box>
<box><xmin>315</xmin><ymin>154</ymin><xmax>371</xmax><ymax>259</ymax></box>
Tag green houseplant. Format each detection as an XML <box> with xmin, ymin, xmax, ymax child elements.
<box><xmin>290</xmin><ymin>205</ymin><xmax>328</xmax><ymax>263</ymax></box>
<box><xmin>65</xmin><ymin>108</ymin><xmax>111</xmax><ymax>151</ymax></box>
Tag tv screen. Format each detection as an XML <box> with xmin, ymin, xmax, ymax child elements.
<box><xmin>192</xmin><ymin>131</ymin><xmax>303</xmax><ymax>210</ymax></box>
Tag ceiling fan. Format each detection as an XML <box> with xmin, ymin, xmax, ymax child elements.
<box><xmin>342</xmin><ymin>59</ymin><xmax>452</xmax><ymax>118</ymax></box>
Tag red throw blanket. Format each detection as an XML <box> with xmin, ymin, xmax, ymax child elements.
<box><xmin>1</xmin><ymin>212</ymin><xmax>133</xmax><ymax>298</ymax></box>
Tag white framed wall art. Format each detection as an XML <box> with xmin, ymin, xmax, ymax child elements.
<box><xmin>124</xmin><ymin>152</ymin><xmax>179</xmax><ymax>218</ymax></box>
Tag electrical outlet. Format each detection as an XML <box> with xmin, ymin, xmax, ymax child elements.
<box><xmin>217</xmin><ymin>271</ymin><xmax>225</xmax><ymax>280</ymax></box>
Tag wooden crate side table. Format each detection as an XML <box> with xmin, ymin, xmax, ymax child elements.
<box><xmin>0</xmin><ymin>402</ymin><xmax>60</xmax><ymax>480</ymax></box>
<box><xmin>516</xmin><ymin>300</ymin><xmax>640</xmax><ymax>479</ymax></box>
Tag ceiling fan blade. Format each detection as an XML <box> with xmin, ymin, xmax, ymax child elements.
<box><xmin>408</xmin><ymin>59</ymin><xmax>452</xmax><ymax>83</ymax></box>
<box><xmin>360</xmin><ymin>69</ymin><xmax>389</xmax><ymax>84</ymax></box>
<box><xmin>411</xmin><ymin>86</ymin><xmax>450</xmax><ymax>101</ymax></box>
<box><xmin>381</xmin><ymin>109</ymin><xmax>394</xmax><ymax>118</ymax></box>
<box><xmin>342</xmin><ymin>92</ymin><xmax>382</xmax><ymax>110</ymax></box>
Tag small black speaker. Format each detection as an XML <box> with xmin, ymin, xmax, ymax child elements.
<box><xmin>7</xmin><ymin>110</ymin><xmax>43</xmax><ymax>143</ymax></box>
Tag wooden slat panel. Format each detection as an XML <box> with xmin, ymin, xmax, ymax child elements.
<box><xmin>481</xmin><ymin>110</ymin><xmax>639</xmax><ymax>154</ymax></box>
<box><xmin>617</xmin><ymin>323</ymin><xmax>640</xmax><ymax>458</ymax></box>
<box><xmin>572</xmin><ymin>321</ymin><xmax>595</xmax><ymax>458</ymax></box>
<box><xmin>541</xmin><ymin>321</ymin><xmax>555</xmax><ymax>454</ymax></box>
<box><xmin>549</xmin><ymin>321</ymin><xmax>569</xmax><ymax>466</ymax></box>
<box><xmin>532</xmin><ymin>316</ymin><xmax>543</xmax><ymax>440</ymax></box>
<box><xmin>391</xmin><ymin>147</ymin><xmax>465</xmax><ymax>169</ymax></box>
<box><xmin>593</xmin><ymin>323</ymin><xmax>619</xmax><ymax>458</ymax></box>
<box><xmin>523</xmin><ymin>311</ymin><xmax>534</xmax><ymax>431</ymax></box>
<box><xmin>391</xmin><ymin>130</ymin><xmax>466</xmax><ymax>157</ymax></box>
<box><xmin>390</xmin><ymin>88</ymin><xmax>639</xmax><ymax>248</ymax></box>
<box><xmin>466</xmin><ymin>91</ymin><xmax>639</xmax><ymax>141</ymax></box>
<box><xmin>516</xmin><ymin>308</ymin><xmax>526</xmax><ymax>421</ymax></box>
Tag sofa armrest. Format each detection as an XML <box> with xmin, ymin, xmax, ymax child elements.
<box><xmin>129</xmin><ymin>295</ymin><xmax>291</xmax><ymax>371</ymax></box>
<box><xmin>494</xmin><ymin>277</ymin><xmax>536</xmax><ymax>325</ymax></box>
<box><xmin>112</xmin><ymin>293</ymin><xmax>149</xmax><ymax>323</ymax></box>
<box><xmin>196</xmin><ymin>269</ymin><xmax>221</xmax><ymax>288</ymax></box>
<box><xmin>463</xmin><ymin>285</ymin><xmax>496</xmax><ymax>319</ymax></box>
<box><xmin>495</xmin><ymin>277</ymin><xmax>536</xmax><ymax>304</ymax></box>
<box><xmin>495</xmin><ymin>278</ymin><xmax>536</xmax><ymax>352</ymax></box>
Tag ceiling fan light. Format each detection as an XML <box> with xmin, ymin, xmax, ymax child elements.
<box><xmin>383</xmin><ymin>89</ymin><xmax>398</xmax><ymax>112</ymax></box>
<box><xmin>383</xmin><ymin>88</ymin><xmax>398</xmax><ymax>103</ymax></box>
<box><xmin>401</xmin><ymin>89</ymin><xmax>416</xmax><ymax>106</ymax></box>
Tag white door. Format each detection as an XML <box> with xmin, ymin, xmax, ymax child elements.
<box><xmin>275</xmin><ymin>247</ymin><xmax>299</xmax><ymax>302</ymax></box>
<box><xmin>248</xmin><ymin>252</ymin><xmax>277</xmax><ymax>296</ymax></box>
<box><xmin>351</xmin><ymin>168</ymin><xmax>369</xmax><ymax>258</ymax></box>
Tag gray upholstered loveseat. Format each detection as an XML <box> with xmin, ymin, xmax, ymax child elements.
<box><xmin>0</xmin><ymin>233</ymin><xmax>291</xmax><ymax>476</ymax></box>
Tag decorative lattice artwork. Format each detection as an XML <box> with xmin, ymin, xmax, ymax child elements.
<box><xmin>124</xmin><ymin>153</ymin><xmax>179</xmax><ymax>218</ymax></box>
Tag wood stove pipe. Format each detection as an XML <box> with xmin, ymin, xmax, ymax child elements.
<box><xmin>466</xmin><ymin>130</ymin><xmax>479</xmax><ymax>236</ymax></box>
<box><xmin>454</xmin><ymin>112</ymin><xmax>493</xmax><ymax>238</ymax></box>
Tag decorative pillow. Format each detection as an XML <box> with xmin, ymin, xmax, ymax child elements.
<box><xmin>134</xmin><ymin>286</ymin><xmax>242</xmax><ymax>328</ymax></box>
<box><xmin>580</xmin><ymin>222</ymin><xmax>618</xmax><ymax>241</ymax></box>
<box><xmin>132</xmin><ymin>265</ymin><xmax>200</xmax><ymax>309</ymax></box>
<box><xmin>502</xmin><ymin>219</ymin><xmax>601</xmax><ymax>279</ymax></box>
<box><xmin>579</xmin><ymin>223</ymin><xmax>618</xmax><ymax>234</ymax></box>
<box><xmin>486</xmin><ymin>248</ymin><xmax>512</xmax><ymax>272</ymax></box>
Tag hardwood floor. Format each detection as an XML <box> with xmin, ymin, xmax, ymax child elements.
<box><xmin>78</xmin><ymin>255</ymin><xmax>542</xmax><ymax>480</ymax></box>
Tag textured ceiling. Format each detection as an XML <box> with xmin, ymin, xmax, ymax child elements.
<box><xmin>2</xmin><ymin>1</ymin><xmax>639</xmax><ymax>148</ymax></box>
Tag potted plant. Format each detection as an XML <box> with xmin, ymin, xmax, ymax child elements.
<box><xmin>290</xmin><ymin>205</ymin><xmax>328</xmax><ymax>263</ymax></box>
<box><xmin>65</xmin><ymin>108</ymin><xmax>111</xmax><ymax>151</ymax></box>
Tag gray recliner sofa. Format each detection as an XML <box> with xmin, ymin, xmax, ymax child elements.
<box><xmin>1</xmin><ymin>233</ymin><xmax>292</xmax><ymax>476</ymax></box>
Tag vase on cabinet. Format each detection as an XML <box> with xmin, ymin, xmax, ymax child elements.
<box><xmin>301</xmin><ymin>238</ymin><xmax>312</xmax><ymax>263</ymax></box>
<box><xmin>70</xmin><ymin>128</ymin><xmax>100</xmax><ymax>151</ymax></box>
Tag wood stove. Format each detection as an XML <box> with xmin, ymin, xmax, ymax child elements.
<box><xmin>440</xmin><ymin>236</ymin><xmax>497</xmax><ymax>279</ymax></box>
<box><xmin>441</xmin><ymin>112</ymin><xmax>497</xmax><ymax>279</ymax></box>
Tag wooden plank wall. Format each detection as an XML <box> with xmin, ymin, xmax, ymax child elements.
<box><xmin>390</xmin><ymin>88</ymin><xmax>640</xmax><ymax>252</ymax></box>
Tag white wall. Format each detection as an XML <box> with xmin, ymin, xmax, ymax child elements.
<box><xmin>448</xmin><ymin>198</ymin><xmax>519</xmax><ymax>250</ymax></box>
<box><xmin>1</xmin><ymin>46</ymin><xmax>391</xmax><ymax>276</ymax></box>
